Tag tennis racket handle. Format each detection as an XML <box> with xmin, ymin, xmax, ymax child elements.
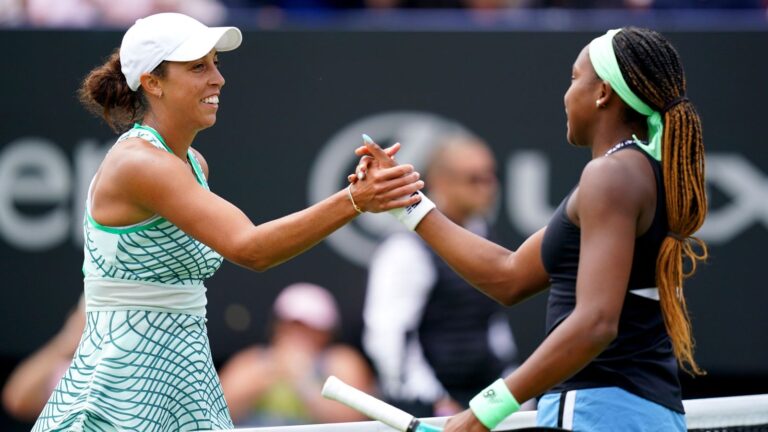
<box><xmin>322</xmin><ymin>375</ymin><xmax>415</xmax><ymax>431</ymax></box>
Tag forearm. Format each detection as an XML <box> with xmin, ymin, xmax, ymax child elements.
<box><xmin>416</xmin><ymin>211</ymin><xmax>547</xmax><ymax>305</ymax></box>
<box><xmin>443</xmin><ymin>315</ymin><xmax>612</xmax><ymax>432</ymax></box>
<box><xmin>234</xmin><ymin>189</ymin><xmax>357</xmax><ymax>271</ymax></box>
<box><xmin>503</xmin><ymin>309</ymin><xmax>616</xmax><ymax>404</ymax></box>
<box><xmin>218</xmin><ymin>349</ymin><xmax>274</xmax><ymax>423</ymax></box>
<box><xmin>2</xmin><ymin>346</ymin><xmax>67</xmax><ymax>420</ymax></box>
<box><xmin>295</xmin><ymin>379</ymin><xmax>369</xmax><ymax>423</ymax></box>
<box><xmin>225</xmin><ymin>388</ymin><xmax>263</xmax><ymax>423</ymax></box>
<box><xmin>299</xmin><ymin>350</ymin><xmax>376</xmax><ymax>423</ymax></box>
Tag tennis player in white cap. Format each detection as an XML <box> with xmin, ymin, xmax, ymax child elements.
<box><xmin>32</xmin><ymin>13</ymin><xmax>422</xmax><ymax>432</ymax></box>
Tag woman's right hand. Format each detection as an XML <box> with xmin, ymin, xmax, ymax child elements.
<box><xmin>443</xmin><ymin>409</ymin><xmax>489</xmax><ymax>432</ymax></box>
<box><xmin>348</xmin><ymin>138</ymin><xmax>424</xmax><ymax>213</ymax></box>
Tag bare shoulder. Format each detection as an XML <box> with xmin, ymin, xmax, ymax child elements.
<box><xmin>578</xmin><ymin>150</ymin><xmax>651</xmax><ymax>216</ymax></box>
<box><xmin>223</xmin><ymin>346</ymin><xmax>269</xmax><ymax>369</ymax></box>
<box><xmin>189</xmin><ymin>146</ymin><xmax>209</xmax><ymax>179</ymax></box>
<box><xmin>323</xmin><ymin>344</ymin><xmax>373</xmax><ymax>387</ymax></box>
<box><xmin>323</xmin><ymin>344</ymin><xmax>368</xmax><ymax>366</ymax></box>
<box><xmin>219</xmin><ymin>346</ymin><xmax>273</xmax><ymax>388</ymax></box>
<box><xmin>106</xmin><ymin>138</ymin><xmax>195</xmax><ymax>191</ymax></box>
<box><xmin>105</xmin><ymin>137</ymin><xmax>182</xmax><ymax>178</ymax></box>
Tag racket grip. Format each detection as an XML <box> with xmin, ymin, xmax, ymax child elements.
<box><xmin>322</xmin><ymin>375</ymin><xmax>415</xmax><ymax>431</ymax></box>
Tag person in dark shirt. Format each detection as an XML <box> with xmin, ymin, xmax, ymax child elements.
<box><xmin>353</xmin><ymin>26</ymin><xmax>707</xmax><ymax>431</ymax></box>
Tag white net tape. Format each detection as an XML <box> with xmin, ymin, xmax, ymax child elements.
<box><xmin>217</xmin><ymin>393</ymin><xmax>768</xmax><ymax>432</ymax></box>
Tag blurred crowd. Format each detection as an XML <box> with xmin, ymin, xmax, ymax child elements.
<box><xmin>0</xmin><ymin>0</ymin><xmax>765</xmax><ymax>27</ymax></box>
<box><xmin>0</xmin><ymin>0</ymin><xmax>227</xmax><ymax>27</ymax></box>
<box><xmin>227</xmin><ymin>0</ymin><xmax>768</xmax><ymax>9</ymax></box>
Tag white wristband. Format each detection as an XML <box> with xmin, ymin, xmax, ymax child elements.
<box><xmin>388</xmin><ymin>191</ymin><xmax>436</xmax><ymax>231</ymax></box>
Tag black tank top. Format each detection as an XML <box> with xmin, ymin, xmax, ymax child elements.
<box><xmin>540</xmin><ymin>143</ymin><xmax>683</xmax><ymax>413</ymax></box>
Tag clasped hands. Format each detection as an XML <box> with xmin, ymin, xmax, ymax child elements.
<box><xmin>345</xmin><ymin>136</ymin><xmax>424</xmax><ymax>213</ymax></box>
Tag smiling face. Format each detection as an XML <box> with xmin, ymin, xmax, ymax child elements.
<box><xmin>156</xmin><ymin>49</ymin><xmax>225</xmax><ymax>131</ymax></box>
<box><xmin>564</xmin><ymin>46</ymin><xmax>602</xmax><ymax>147</ymax></box>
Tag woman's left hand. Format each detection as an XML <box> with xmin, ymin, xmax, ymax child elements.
<box><xmin>443</xmin><ymin>409</ymin><xmax>489</xmax><ymax>432</ymax></box>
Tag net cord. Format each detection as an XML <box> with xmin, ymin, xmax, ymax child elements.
<box><xmin>215</xmin><ymin>393</ymin><xmax>768</xmax><ymax>432</ymax></box>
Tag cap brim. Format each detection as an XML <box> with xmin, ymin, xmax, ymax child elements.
<box><xmin>164</xmin><ymin>27</ymin><xmax>242</xmax><ymax>62</ymax></box>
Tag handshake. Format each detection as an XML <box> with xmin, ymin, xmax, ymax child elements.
<box><xmin>345</xmin><ymin>134</ymin><xmax>436</xmax><ymax>231</ymax></box>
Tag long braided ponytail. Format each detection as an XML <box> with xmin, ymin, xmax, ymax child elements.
<box><xmin>614</xmin><ymin>27</ymin><xmax>708</xmax><ymax>375</ymax></box>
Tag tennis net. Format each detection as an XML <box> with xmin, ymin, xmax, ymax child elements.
<box><xmin>224</xmin><ymin>393</ymin><xmax>768</xmax><ymax>432</ymax></box>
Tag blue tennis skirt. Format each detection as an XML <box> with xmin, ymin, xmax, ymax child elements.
<box><xmin>536</xmin><ymin>387</ymin><xmax>685</xmax><ymax>432</ymax></box>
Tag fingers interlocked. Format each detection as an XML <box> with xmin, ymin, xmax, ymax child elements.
<box><xmin>348</xmin><ymin>137</ymin><xmax>424</xmax><ymax>213</ymax></box>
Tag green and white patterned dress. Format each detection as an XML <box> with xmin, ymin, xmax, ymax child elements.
<box><xmin>33</xmin><ymin>124</ymin><xmax>231</xmax><ymax>432</ymax></box>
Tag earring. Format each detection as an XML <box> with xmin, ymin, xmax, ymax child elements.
<box><xmin>595</xmin><ymin>100</ymin><xmax>601</xmax><ymax>108</ymax></box>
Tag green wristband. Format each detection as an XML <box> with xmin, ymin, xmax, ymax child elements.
<box><xmin>469</xmin><ymin>379</ymin><xmax>520</xmax><ymax>430</ymax></box>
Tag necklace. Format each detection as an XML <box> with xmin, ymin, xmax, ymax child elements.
<box><xmin>603</xmin><ymin>139</ymin><xmax>637</xmax><ymax>157</ymax></box>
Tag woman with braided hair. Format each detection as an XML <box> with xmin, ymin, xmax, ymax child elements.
<box><xmin>355</xmin><ymin>26</ymin><xmax>707</xmax><ymax>431</ymax></box>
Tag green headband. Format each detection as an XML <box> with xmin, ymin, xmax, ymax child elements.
<box><xmin>589</xmin><ymin>28</ymin><xmax>662</xmax><ymax>161</ymax></box>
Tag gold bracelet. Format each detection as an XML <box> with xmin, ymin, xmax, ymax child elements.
<box><xmin>347</xmin><ymin>184</ymin><xmax>363</xmax><ymax>214</ymax></box>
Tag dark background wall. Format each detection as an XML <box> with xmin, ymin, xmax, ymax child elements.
<box><xmin>0</xmin><ymin>29</ymin><xmax>766</xmax><ymax>430</ymax></box>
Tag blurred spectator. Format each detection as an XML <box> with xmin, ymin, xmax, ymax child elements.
<box><xmin>289</xmin><ymin>0</ymin><xmax>768</xmax><ymax>8</ymax></box>
<box><xmin>362</xmin><ymin>0</ymin><xmax>529</xmax><ymax>8</ymax></box>
<box><xmin>651</xmin><ymin>0</ymin><xmax>763</xmax><ymax>8</ymax></box>
<box><xmin>219</xmin><ymin>283</ymin><xmax>375</xmax><ymax>426</ymax></box>
<box><xmin>363</xmin><ymin>135</ymin><xmax>522</xmax><ymax>418</ymax></box>
<box><xmin>25</xmin><ymin>0</ymin><xmax>226</xmax><ymax>27</ymax></box>
<box><xmin>0</xmin><ymin>0</ymin><xmax>24</xmax><ymax>25</ymax></box>
<box><xmin>12</xmin><ymin>0</ymin><xmax>764</xmax><ymax>24</ymax></box>
<box><xmin>536</xmin><ymin>0</ymin><xmax>643</xmax><ymax>8</ymax></box>
<box><xmin>222</xmin><ymin>0</ymin><xmax>353</xmax><ymax>9</ymax></box>
<box><xmin>222</xmin><ymin>0</ymin><xmax>549</xmax><ymax>9</ymax></box>
<box><xmin>521</xmin><ymin>0</ymin><xmax>763</xmax><ymax>7</ymax></box>
<box><xmin>2</xmin><ymin>298</ymin><xmax>84</xmax><ymax>422</ymax></box>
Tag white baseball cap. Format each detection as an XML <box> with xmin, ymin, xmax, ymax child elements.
<box><xmin>273</xmin><ymin>283</ymin><xmax>340</xmax><ymax>331</ymax></box>
<box><xmin>120</xmin><ymin>13</ymin><xmax>242</xmax><ymax>91</ymax></box>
